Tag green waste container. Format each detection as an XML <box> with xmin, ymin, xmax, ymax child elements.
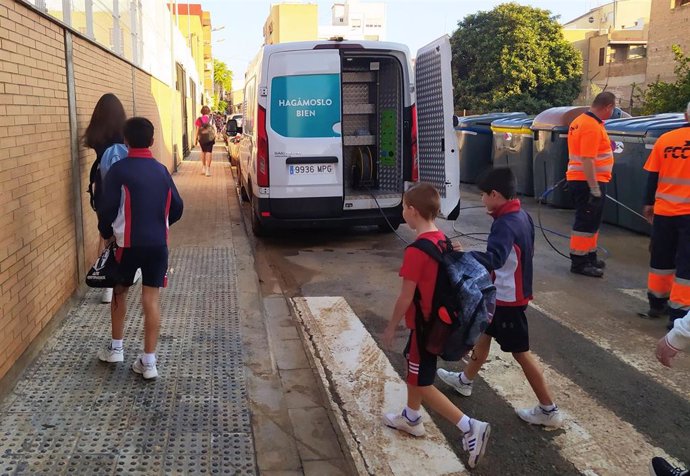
<box><xmin>491</xmin><ymin>117</ymin><xmax>535</xmax><ymax>196</ymax></box>
<box><xmin>531</xmin><ymin>106</ymin><xmax>589</xmax><ymax>208</ymax></box>
<box><xmin>604</xmin><ymin>113</ymin><xmax>687</xmax><ymax>235</ymax></box>
<box><xmin>455</xmin><ymin>112</ymin><xmax>527</xmax><ymax>184</ymax></box>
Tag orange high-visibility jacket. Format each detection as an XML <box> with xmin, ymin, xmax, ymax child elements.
<box><xmin>566</xmin><ymin>111</ymin><xmax>614</xmax><ymax>183</ymax></box>
<box><xmin>644</xmin><ymin>125</ymin><xmax>690</xmax><ymax>216</ymax></box>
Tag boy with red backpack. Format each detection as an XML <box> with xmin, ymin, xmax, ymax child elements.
<box><xmin>437</xmin><ymin>168</ymin><xmax>563</xmax><ymax>428</ymax></box>
<box><xmin>381</xmin><ymin>183</ymin><xmax>491</xmax><ymax>469</ymax></box>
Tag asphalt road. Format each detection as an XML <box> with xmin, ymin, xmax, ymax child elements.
<box><xmin>234</xmin><ymin>167</ymin><xmax>689</xmax><ymax>475</ymax></box>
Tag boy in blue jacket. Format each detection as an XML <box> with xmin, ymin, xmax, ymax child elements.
<box><xmin>437</xmin><ymin>168</ymin><xmax>563</xmax><ymax>428</ymax></box>
<box><xmin>97</xmin><ymin>117</ymin><xmax>184</xmax><ymax>379</ymax></box>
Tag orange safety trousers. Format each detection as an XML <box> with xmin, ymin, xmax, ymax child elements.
<box><xmin>648</xmin><ymin>214</ymin><xmax>690</xmax><ymax>322</ymax></box>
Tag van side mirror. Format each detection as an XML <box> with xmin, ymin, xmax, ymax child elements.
<box><xmin>227</xmin><ymin>119</ymin><xmax>238</xmax><ymax>135</ymax></box>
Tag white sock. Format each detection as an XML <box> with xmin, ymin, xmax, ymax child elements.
<box><xmin>540</xmin><ymin>403</ymin><xmax>557</xmax><ymax>412</ymax></box>
<box><xmin>111</xmin><ymin>339</ymin><xmax>123</xmax><ymax>350</ymax></box>
<box><xmin>403</xmin><ymin>406</ymin><xmax>421</xmax><ymax>422</ymax></box>
<box><xmin>142</xmin><ymin>353</ymin><xmax>156</xmax><ymax>365</ymax></box>
<box><xmin>459</xmin><ymin>372</ymin><xmax>473</xmax><ymax>384</ymax></box>
<box><xmin>457</xmin><ymin>415</ymin><xmax>472</xmax><ymax>433</ymax></box>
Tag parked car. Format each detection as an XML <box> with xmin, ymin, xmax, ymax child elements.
<box><xmin>226</xmin><ymin>119</ymin><xmax>242</xmax><ymax>165</ymax></box>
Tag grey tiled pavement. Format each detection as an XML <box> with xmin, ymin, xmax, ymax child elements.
<box><xmin>0</xmin><ymin>148</ymin><xmax>256</xmax><ymax>475</ymax></box>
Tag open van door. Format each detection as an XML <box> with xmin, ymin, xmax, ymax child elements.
<box><xmin>415</xmin><ymin>35</ymin><xmax>460</xmax><ymax>219</ymax></box>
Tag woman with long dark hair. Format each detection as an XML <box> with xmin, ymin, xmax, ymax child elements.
<box><xmin>83</xmin><ymin>93</ymin><xmax>127</xmax><ymax>304</ymax></box>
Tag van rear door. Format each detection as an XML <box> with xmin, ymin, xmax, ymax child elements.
<box><xmin>415</xmin><ymin>36</ymin><xmax>460</xmax><ymax>219</ymax></box>
<box><xmin>265</xmin><ymin>49</ymin><xmax>344</xmax><ymax>216</ymax></box>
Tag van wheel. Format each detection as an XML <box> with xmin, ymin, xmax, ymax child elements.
<box><xmin>237</xmin><ymin>167</ymin><xmax>249</xmax><ymax>202</ymax></box>
<box><xmin>251</xmin><ymin>200</ymin><xmax>265</xmax><ymax>237</ymax></box>
<box><xmin>378</xmin><ymin>221</ymin><xmax>400</xmax><ymax>233</ymax></box>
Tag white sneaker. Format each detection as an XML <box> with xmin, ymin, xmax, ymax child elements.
<box><xmin>101</xmin><ymin>288</ymin><xmax>113</xmax><ymax>304</ymax></box>
<box><xmin>437</xmin><ymin>368</ymin><xmax>473</xmax><ymax>396</ymax></box>
<box><xmin>201</xmin><ymin>165</ymin><xmax>206</xmax><ymax>175</ymax></box>
<box><xmin>382</xmin><ymin>409</ymin><xmax>425</xmax><ymax>437</ymax></box>
<box><xmin>133</xmin><ymin>268</ymin><xmax>142</xmax><ymax>284</ymax></box>
<box><xmin>97</xmin><ymin>344</ymin><xmax>123</xmax><ymax>363</ymax></box>
<box><xmin>205</xmin><ymin>167</ymin><xmax>211</xmax><ymax>177</ymax></box>
<box><xmin>132</xmin><ymin>355</ymin><xmax>158</xmax><ymax>379</ymax></box>
<box><xmin>517</xmin><ymin>404</ymin><xmax>564</xmax><ymax>428</ymax></box>
<box><xmin>462</xmin><ymin>419</ymin><xmax>491</xmax><ymax>468</ymax></box>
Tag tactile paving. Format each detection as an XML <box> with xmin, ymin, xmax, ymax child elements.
<box><xmin>0</xmin><ymin>245</ymin><xmax>257</xmax><ymax>475</ymax></box>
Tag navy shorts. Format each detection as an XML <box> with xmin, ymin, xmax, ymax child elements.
<box><xmin>485</xmin><ymin>305</ymin><xmax>530</xmax><ymax>353</ymax></box>
<box><xmin>200</xmin><ymin>141</ymin><xmax>215</xmax><ymax>153</ymax></box>
<box><xmin>404</xmin><ymin>330</ymin><xmax>437</xmax><ymax>387</ymax></box>
<box><xmin>115</xmin><ymin>246</ymin><xmax>168</xmax><ymax>288</ymax></box>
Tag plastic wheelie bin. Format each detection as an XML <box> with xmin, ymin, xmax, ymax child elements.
<box><xmin>455</xmin><ymin>112</ymin><xmax>527</xmax><ymax>184</ymax></box>
<box><xmin>491</xmin><ymin>116</ymin><xmax>535</xmax><ymax>196</ymax></box>
<box><xmin>604</xmin><ymin>113</ymin><xmax>687</xmax><ymax>235</ymax></box>
<box><xmin>531</xmin><ymin>106</ymin><xmax>589</xmax><ymax>208</ymax></box>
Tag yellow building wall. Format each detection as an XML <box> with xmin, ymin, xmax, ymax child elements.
<box><xmin>265</xmin><ymin>4</ymin><xmax>318</xmax><ymax>44</ymax></box>
<box><xmin>176</xmin><ymin>14</ymin><xmax>205</xmax><ymax>95</ymax></box>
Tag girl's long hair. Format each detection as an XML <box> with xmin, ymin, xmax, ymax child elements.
<box><xmin>83</xmin><ymin>93</ymin><xmax>127</xmax><ymax>150</ymax></box>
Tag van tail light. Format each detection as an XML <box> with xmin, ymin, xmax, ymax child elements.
<box><xmin>257</xmin><ymin>105</ymin><xmax>269</xmax><ymax>187</ymax></box>
<box><xmin>410</xmin><ymin>104</ymin><xmax>419</xmax><ymax>182</ymax></box>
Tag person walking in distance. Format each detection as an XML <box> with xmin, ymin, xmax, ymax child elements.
<box><xmin>83</xmin><ymin>93</ymin><xmax>127</xmax><ymax>304</ymax></box>
<box><xmin>641</xmin><ymin>102</ymin><xmax>690</xmax><ymax>329</ymax></box>
<box><xmin>97</xmin><ymin>117</ymin><xmax>184</xmax><ymax>379</ymax></box>
<box><xmin>195</xmin><ymin>105</ymin><xmax>216</xmax><ymax>177</ymax></box>
<box><xmin>566</xmin><ymin>92</ymin><xmax>617</xmax><ymax>277</ymax></box>
<box><xmin>437</xmin><ymin>168</ymin><xmax>563</xmax><ymax>428</ymax></box>
<box><xmin>381</xmin><ymin>183</ymin><xmax>491</xmax><ymax>469</ymax></box>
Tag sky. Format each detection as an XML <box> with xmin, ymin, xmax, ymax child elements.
<box><xmin>201</xmin><ymin>0</ymin><xmax>609</xmax><ymax>90</ymax></box>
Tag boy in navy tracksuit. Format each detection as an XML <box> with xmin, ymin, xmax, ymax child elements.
<box><xmin>437</xmin><ymin>168</ymin><xmax>563</xmax><ymax>428</ymax></box>
<box><xmin>97</xmin><ymin>117</ymin><xmax>184</xmax><ymax>379</ymax></box>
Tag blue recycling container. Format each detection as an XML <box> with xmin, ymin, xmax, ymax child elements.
<box><xmin>604</xmin><ymin>113</ymin><xmax>688</xmax><ymax>234</ymax></box>
<box><xmin>455</xmin><ymin>112</ymin><xmax>527</xmax><ymax>184</ymax></box>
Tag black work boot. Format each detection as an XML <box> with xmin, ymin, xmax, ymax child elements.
<box><xmin>587</xmin><ymin>252</ymin><xmax>606</xmax><ymax>269</ymax></box>
<box><xmin>570</xmin><ymin>254</ymin><xmax>604</xmax><ymax>278</ymax></box>
<box><xmin>639</xmin><ymin>307</ymin><xmax>668</xmax><ymax>319</ymax></box>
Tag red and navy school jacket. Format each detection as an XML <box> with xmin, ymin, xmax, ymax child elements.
<box><xmin>470</xmin><ymin>199</ymin><xmax>534</xmax><ymax>306</ymax></box>
<box><xmin>98</xmin><ymin>148</ymin><xmax>184</xmax><ymax>248</ymax></box>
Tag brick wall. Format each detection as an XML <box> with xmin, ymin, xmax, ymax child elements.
<box><xmin>0</xmin><ymin>0</ymin><xmax>194</xmax><ymax>383</ymax></box>
<box><xmin>0</xmin><ymin>0</ymin><xmax>74</xmax><ymax>379</ymax></box>
<box><xmin>647</xmin><ymin>0</ymin><xmax>690</xmax><ymax>83</ymax></box>
<box><xmin>72</xmin><ymin>35</ymin><xmax>135</xmax><ymax>269</ymax></box>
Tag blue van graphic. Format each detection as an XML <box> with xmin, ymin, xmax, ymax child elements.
<box><xmin>271</xmin><ymin>74</ymin><xmax>341</xmax><ymax>138</ymax></box>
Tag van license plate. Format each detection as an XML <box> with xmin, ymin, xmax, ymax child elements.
<box><xmin>289</xmin><ymin>164</ymin><xmax>335</xmax><ymax>175</ymax></box>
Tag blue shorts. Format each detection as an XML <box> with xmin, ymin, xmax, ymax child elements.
<box><xmin>115</xmin><ymin>246</ymin><xmax>168</xmax><ymax>288</ymax></box>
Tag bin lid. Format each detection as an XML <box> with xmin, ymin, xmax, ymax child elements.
<box><xmin>455</xmin><ymin>112</ymin><xmax>527</xmax><ymax>134</ymax></box>
<box><xmin>491</xmin><ymin>116</ymin><xmax>535</xmax><ymax>135</ymax></box>
<box><xmin>530</xmin><ymin>106</ymin><xmax>589</xmax><ymax>131</ymax></box>
<box><xmin>605</xmin><ymin>113</ymin><xmax>688</xmax><ymax>139</ymax></box>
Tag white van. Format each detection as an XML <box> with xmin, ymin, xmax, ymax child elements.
<box><xmin>237</xmin><ymin>36</ymin><xmax>460</xmax><ymax>235</ymax></box>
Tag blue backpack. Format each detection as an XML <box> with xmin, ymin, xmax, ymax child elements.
<box><xmin>88</xmin><ymin>143</ymin><xmax>127</xmax><ymax>211</ymax></box>
<box><xmin>409</xmin><ymin>237</ymin><xmax>496</xmax><ymax>361</ymax></box>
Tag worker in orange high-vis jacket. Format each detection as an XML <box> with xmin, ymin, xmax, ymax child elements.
<box><xmin>641</xmin><ymin>101</ymin><xmax>690</xmax><ymax>329</ymax></box>
<box><xmin>566</xmin><ymin>92</ymin><xmax>617</xmax><ymax>277</ymax></box>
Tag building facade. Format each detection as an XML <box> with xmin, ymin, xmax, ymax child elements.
<box><xmin>318</xmin><ymin>0</ymin><xmax>386</xmax><ymax>41</ymax></box>
<box><xmin>263</xmin><ymin>3</ymin><xmax>318</xmax><ymax>45</ymax></box>
<box><xmin>646</xmin><ymin>0</ymin><xmax>690</xmax><ymax>83</ymax></box>
<box><xmin>563</xmin><ymin>0</ymin><xmax>652</xmax><ymax>109</ymax></box>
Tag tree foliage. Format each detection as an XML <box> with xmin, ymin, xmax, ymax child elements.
<box><xmin>213</xmin><ymin>59</ymin><xmax>233</xmax><ymax>93</ymax></box>
<box><xmin>451</xmin><ymin>3</ymin><xmax>582</xmax><ymax>114</ymax></box>
<box><xmin>638</xmin><ymin>45</ymin><xmax>690</xmax><ymax>115</ymax></box>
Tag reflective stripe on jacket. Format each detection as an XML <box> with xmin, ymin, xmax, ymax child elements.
<box><xmin>644</xmin><ymin>125</ymin><xmax>690</xmax><ymax>216</ymax></box>
<box><xmin>567</xmin><ymin>111</ymin><xmax>614</xmax><ymax>183</ymax></box>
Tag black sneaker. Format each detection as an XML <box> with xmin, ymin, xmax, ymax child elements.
<box><xmin>649</xmin><ymin>457</ymin><xmax>688</xmax><ymax>476</ymax></box>
<box><xmin>570</xmin><ymin>264</ymin><xmax>604</xmax><ymax>278</ymax></box>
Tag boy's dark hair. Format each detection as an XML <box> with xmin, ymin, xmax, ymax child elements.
<box><xmin>477</xmin><ymin>167</ymin><xmax>517</xmax><ymax>199</ymax></box>
<box><xmin>123</xmin><ymin>117</ymin><xmax>154</xmax><ymax>148</ymax></box>
<box><xmin>592</xmin><ymin>91</ymin><xmax>616</xmax><ymax>108</ymax></box>
<box><xmin>404</xmin><ymin>183</ymin><xmax>440</xmax><ymax>221</ymax></box>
